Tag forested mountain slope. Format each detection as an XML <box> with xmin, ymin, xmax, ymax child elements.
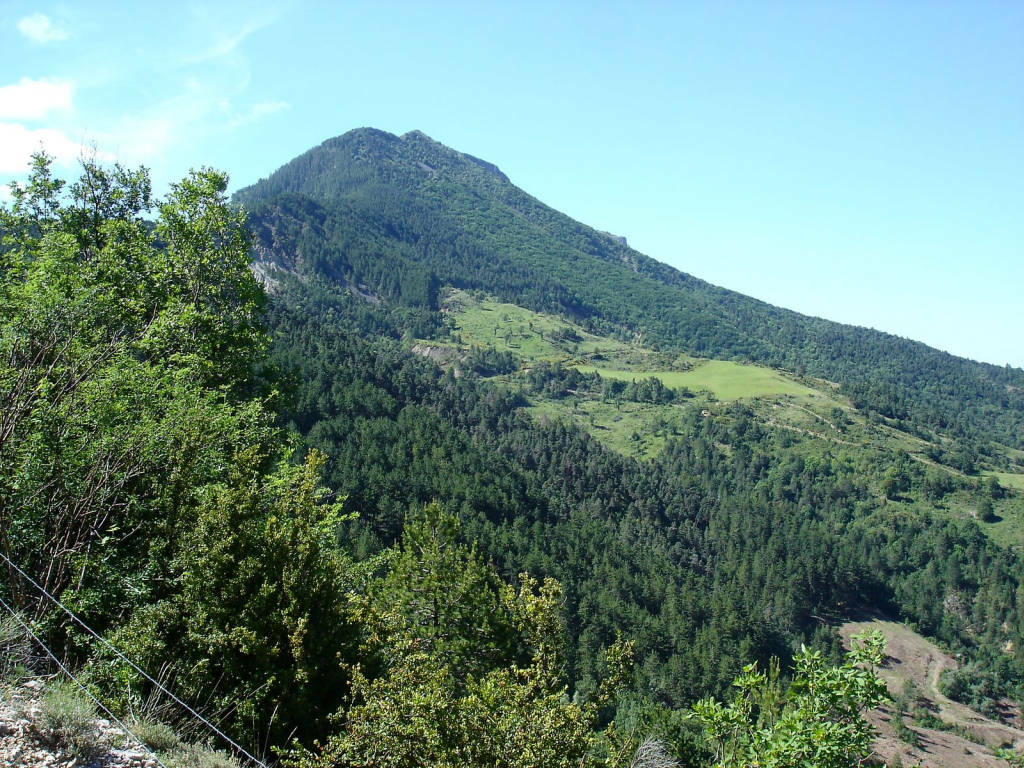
<box><xmin>5</xmin><ymin>147</ymin><xmax>1024</xmax><ymax>767</ymax></box>
<box><xmin>264</xmin><ymin>280</ymin><xmax>1020</xmax><ymax>665</ymax></box>
<box><xmin>235</xmin><ymin>127</ymin><xmax>1024</xmax><ymax>450</ymax></box>
<box><xmin>230</xmin><ymin>129</ymin><xmax>1024</xmax><ymax>764</ymax></box>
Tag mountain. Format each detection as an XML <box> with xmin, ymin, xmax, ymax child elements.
<box><xmin>236</xmin><ymin>127</ymin><xmax>1024</xmax><ymax>452</ymax></box>
<box><xmin>226</xmin><ymin>128</ymin><xmax>1024</xmax><ymax>757</ymax></box>
<box><xmin>9</xmin><ymin>138</ymin><xmax>1024</xmax><ymax>767</ymax></box>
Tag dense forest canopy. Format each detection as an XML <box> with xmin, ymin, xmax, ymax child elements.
<box><xmin>2</xmin><ymin>143</ymin><xmax>1023</xmax><ymax>767</ymax></box>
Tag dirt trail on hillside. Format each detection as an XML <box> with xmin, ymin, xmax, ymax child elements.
<box><xmin>841</xmin><ymin>619</ymin><xmax>1024</xmax><ymax>767</ymax></box>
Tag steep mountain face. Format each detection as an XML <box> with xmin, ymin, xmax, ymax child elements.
<box><xmin>236</xmin><ymin>127</ymin><xmax>1024</xmax><ymax>450</ymax></box>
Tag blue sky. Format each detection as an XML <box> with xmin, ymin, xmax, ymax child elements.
<box><xmin>2</xmin><ymin>1</ymin><xmax>1021</xmax><ymax>367</ymax></box>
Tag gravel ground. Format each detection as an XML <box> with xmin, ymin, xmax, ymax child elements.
<box><xmin>0</xmin><ymin>678</ymin><xmax>159</xmax><ymax>768</ymax></box>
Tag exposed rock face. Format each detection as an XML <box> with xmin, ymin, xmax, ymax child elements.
<box><xmin>410</xmin><ymin>344</ymin><xmax>458</xmax><ymax>364</ymax></box>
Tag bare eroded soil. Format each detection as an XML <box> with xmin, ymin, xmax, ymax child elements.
<box><xmin>841</xmin><ymin>619</ymin><xmax>1024</xmax><ymax>767</ymax></box>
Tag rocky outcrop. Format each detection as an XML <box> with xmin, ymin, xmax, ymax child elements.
<box><xmin>1</xmin><ymin>679</ymin><xmax>158</xmax><ymax>768</ymax></box>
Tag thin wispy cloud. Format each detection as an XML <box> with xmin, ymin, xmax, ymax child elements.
<box><xmin>102</xmin><ymin>87</ymin><xmax>212</xmax><ymax>167</ymax></box>
<box><xmin>99</xmin><ymin>81</ymin><xmax>281</xmax><ymax>169</ymax></box>
<box><xmin>0</xmin><ymin>78</ymin><xmax>74</xmax><ymax>120</ymax></box>
<box><xmin>228</xmin><ymin>100</ymin><xmax>290</xmax><ymax>129</ymax></box>
<box><xmin>183</xmin><ymin>16</ymin><xmax>274</xmax><ymax>64</ymax></box>
<box><xmin>3</xmin><ymin>5</ymin><xmax>287</xmax><ymax>193</ymax></box>
<box><xmin>18</xmin><ymin>13</ymin><xmax>69</xmax><ymax>43</ymax></box>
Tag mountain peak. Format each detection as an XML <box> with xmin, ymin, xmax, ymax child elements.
<box><xmin>235</xmin><ymin>127</ymin><xmax>510</xmax><ymax>204</ymax></box>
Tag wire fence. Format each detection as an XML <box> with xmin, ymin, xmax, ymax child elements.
<box><xmin>0</xmin><ymin>592</ymin><xmax>171</xmax><ymax>768</ymax></box>
<box><xmin>0</xmin><ymin>550</ymin><xmax>269</xmax><ymax>768</ymax></box>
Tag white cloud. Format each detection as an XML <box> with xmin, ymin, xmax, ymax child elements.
<box><xmin>17</xmin><ymin>13</ymin><xmax>69</xmax><ymax>43</ymax></box>
<box><xmin>0</xmin><ymin>78</ymin><xmax>74</xmax><ymax>120</ymax></box>
<box><xmin>228</xmin><ymin>100</ymin><xmax>289</xmax><ymax>128</ymax></box>
<box><xmin>0</xmin><ymin>8</ymin><xmax>285</xmax><ymax>190</ymax></box>
<box><xmin>0</xmin><ymin>122</ymin><xmax>81</xmax><ymax>173</ymax></box>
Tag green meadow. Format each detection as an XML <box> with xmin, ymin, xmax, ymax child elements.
<box><xmin>445</xmin><ymin>290</ymin><xmax>823</xmax><ymax>402</ymax></box>
<box><xmin>445</xmin><ymin>289</ymin><xmax>631</xmax><ymax>362</ymax></box>
<box><xmin>991</xmin><ymin>471</ymin><xmax>1024</xmax><ymax>492</ymax></box>
<box><xmin>436</xmin><ymin>290</ymin><xmax>1020</xmax><ymax>503</ymax></box>
<box><xmin>574</xmin><ymin>361</ymin><xmax>817</xmax><ymax>401</ymax></box>
<box><xmin>430</xmin><ymin>290</ymin><xmax>864</xmax><ymax>460</ymax></box>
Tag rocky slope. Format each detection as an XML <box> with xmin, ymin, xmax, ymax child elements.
<box><xmin>1</xmin><ymin>677</ymin><xmax>161</xmax><ymax>768</ymax></box>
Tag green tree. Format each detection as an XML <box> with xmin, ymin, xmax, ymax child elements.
<box><xmin>0</xmin><ymin>154</ymin><xmax>353</xmax><ymax>753</ymax></box>
<box><xmin>0</xmin><ymin>154</ymin><xmax>267</xmax><ymax>609</ymax></box>
<box><xmin>373</xmin><ymin>503</ymin><xmax>527</xmax><ymax>679</ymax></box>
<box><xmin>996</xmin><ymin>746</ymin><xmax>1024</xmax><ymax>767</ymax></box>
<box><xmin>289</xmin><ymin>504</ymin><xmax>634</xmax><ymax>768</ymax></box>
<box><xmin>691</xmin><ymin>631</ymin><xmax>887</xmax><ymax>768</ymax></box>
<box><xmin>978</xmin><ymin>496</ymin><xmax>997</xmax><ymax>523</ymax></box>
<box><xmin>105</xmin><ymin>450</ymin><xmax>362</xmax><ymax>747</ymax></box>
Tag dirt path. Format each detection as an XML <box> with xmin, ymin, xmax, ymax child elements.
<box><xmin>841</xmin><ymin>619</ymin><xmax>1024</xmax><ymax>767</ymax></box>
<box><xmin>764</xmin><ymin>418</ymin><xmax>859</xmax><ymax>447</ymax></box>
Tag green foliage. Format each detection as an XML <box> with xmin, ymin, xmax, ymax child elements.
<box><xmin>5</xmin><ymin>141</ymin><xmax>1024</xmax><ymax>766</ymax></box>
<box><xmin>295</xmin><ymin>646</ymin><xmax>612</xmax><ymax>768</ymax></box>
<box><xmin>129</xmin><ymin>716</ymin><xmax>182</xmax><ymax>753</ymax></box>
<box><xmin>265</xmin><ymin>275</ymin><xmax>1024</xmax><ymax>718</ymax></box>
<box><xmin>373</xmin><ymin>503</ymin><xmax>525</xmax><ymax>679</ymax></box>
<box><xmin>288</xmin><ymin>505</ymin><xmax>633</xmax><ymax>768</ymax></box>
<box><xmin>0</xmin><ymin>153</ymin><xmax>356</xmax><ymax>755</ymax></box>
<box><xmin>938</xmin><ymin>655</ymin><xmax>1020</xmax><ymax>719</ymax></box>
<box><xmin>234</xmin><ymin>127</ymin><xmax>1024</xmax><ymax>726</ymax></box>
<box><xmin>0</xmin><ymin>612</ymin><xmax>34</xmax><ymax>681</ymax></box>
<box><xmin>892</xmin><ymin>710</ymin><xmax>920</xmax><ymax>747</ymax></box>
<box><xmin>690</xmin><ymin>630</ymin><xmax>888</xmax><ymax>768</ymax></box>
<box><xmin>978</xmin><ymin>496</ymin><xmax>997</xmax><ymax>522</ymax></box>
<box><xmin>104</xmin><ymin>450</ymin><xmax>363</xmax><ymax>747</ymax></box>
<box><xmin>0</xmin><ymin>153</ymin><xmax>269</xmax><ymax>619</ymax></box>
<box><xmin>147</xmin><ymin>168</ymin><xmax>267</xmax><ymax>389</ymax></box>
<box><xmin>997</xmin><ymin>747</ymin><xmax>1024</xmax><ymax>768</ymax></box>
<box><xmin>162</xmin><ymin>744</ymin><xmax>242</xmax><ymax>768</ymax></box>
<box><xmin>575</xmin><ymin>362</ymin><xmax>810</xmax><ymax>402</ymax></box>
<box><xmin>910</xmin><ymin>707</ymin><xmax>984</xmax><ymax>745</ymax></box>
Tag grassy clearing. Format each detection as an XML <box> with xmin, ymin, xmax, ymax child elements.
<box><xmin>437</xmin><ymin>290</ymin><xmax>987</xmax><ymax>513</ymax></box>
<box><xmin>443</xmin><ymin>290</ymin><xmax>829</xmax><ymax>403</ymax></box>
<box><xmin>575</xmin><ymin>360</ymin><xmax>818</xmax><ymax>401</ymax></box>
<box><xmin>976</xmin><ymin>494</ymin><xmax>1024</xmax><ymax>550</ymax></box>
<box><xmin>974</xmin><ymin>474</ymin><xmax>1024</xmax><ymax>550</ymax></box>
<box><xmin>527</xmin><ymin>397</ymin><xmax>692</xmax><ymax>460</ymax></box>
<box><xmin>444</xmin><ymin>289</ymin><xmax>630</xmax><ymax>363</ymax></box>
<box><xmin>437</xmin><ymin>289</ymin><xmax>867</xmax><ymax>460</ymax></box>
<box><xmin>989</xmin><ymin>471</ymin><xmax>1024</xmax><ymax>492</ymax></box>
<box><xmin>980</xmin><ymin>508</ymin><xmax>1024</xmax><ymax>550</ymax></box>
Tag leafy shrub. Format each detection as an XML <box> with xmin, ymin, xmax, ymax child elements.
<box><xmin>691</xmin><ymin>631</ymin><xmax>888</xmax><ymax>768</ymax></box>
<box><xmin>892</xmin><ymin>714</ymin><xmax>919</xmax><ymax>747</ymax></box>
